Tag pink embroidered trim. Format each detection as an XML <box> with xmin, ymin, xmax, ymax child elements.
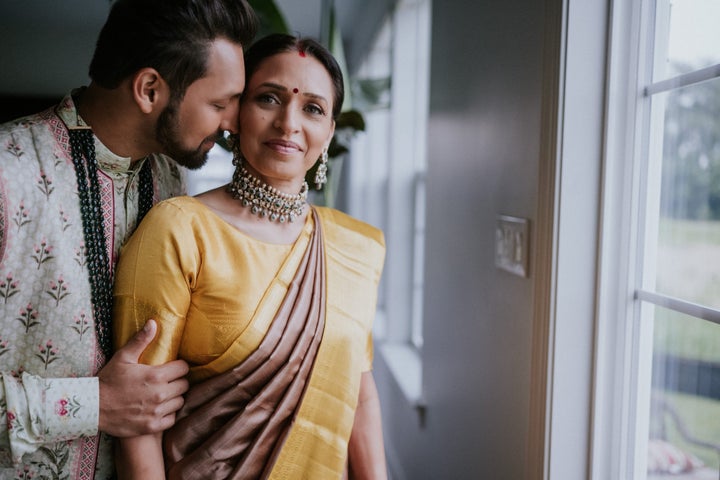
<box><xmin>76</xmin><ymin>435</ymin><xmax>100</xmax><ymax>480</ymax></box>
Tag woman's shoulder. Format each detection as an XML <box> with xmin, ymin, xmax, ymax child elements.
<box><xmin>140</xmin><ymin>196</ymin><xmax>210</xmax><ymax>230</ymax></box>
<box><xmin>151</xmin><ymin>195</ymin><xmax>208</xmax><ymax>213</ymax></box>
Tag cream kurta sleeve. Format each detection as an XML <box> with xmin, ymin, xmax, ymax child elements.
<box><xmin>0</xmin><ymin>374</ymin><xmax>98</xmax><ymax>464</ymax></box>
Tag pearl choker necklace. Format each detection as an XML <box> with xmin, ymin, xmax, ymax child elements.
<box><xmin>227</xmin><ymin>158</ymin><xmax>308</xmax><ymax>223</ymax></box>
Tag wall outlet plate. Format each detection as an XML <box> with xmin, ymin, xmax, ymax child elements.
<box><xmin>495</xmin><ymin>215</ymin><xmax>530</xmax><ymax>277</ymax></box>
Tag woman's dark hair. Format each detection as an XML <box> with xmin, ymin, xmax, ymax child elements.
<box><xmin>243</xmin><ymin>33</ymin><xmax>345</xmax><ymax>119</ymax></box>
<box><xmin>88</xmin><ymin>0</ymin><xmax>257</xmax><ymax>100</ymax></box>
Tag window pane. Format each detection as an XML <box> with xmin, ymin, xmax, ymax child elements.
<box><xmin>648</xmin><ymin>307</ymin><xmax>720</xmax><ymax>477</ymax></box>
<box><xmin>651</xmin><ymin>77</ymin><xmax>720</xmax><ymax>309</ymax></box>
<box><xmin>657</xmin><ymin>0</ymin><xmax>720</xmax><ymax>80</ymax></box>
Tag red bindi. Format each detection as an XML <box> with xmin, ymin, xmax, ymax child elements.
<box><xmin>292</xmin><ymin>88</ymin><xmax>299</xmax><ymax>94</ymax></box>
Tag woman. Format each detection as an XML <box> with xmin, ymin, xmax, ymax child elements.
<box><xmin>112</xmin><ymin>34</ymin><xmax>388</xmax><ymax>479</ymax></box>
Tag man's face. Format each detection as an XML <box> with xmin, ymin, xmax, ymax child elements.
<box><xmin>156</xmin><ymin>38</ymin><xmax>246</xmax><ymax>170</ymax></box>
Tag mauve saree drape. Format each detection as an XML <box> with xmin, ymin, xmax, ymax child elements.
<box><xmin>163</xmin><ymin>214</ymin><xmax>326</xmax><ymax>480</ymax></box>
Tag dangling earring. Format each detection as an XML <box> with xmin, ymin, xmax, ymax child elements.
<box><xmin>314</xmin><ymin>147</ymin><xmax>329</xmax><ymax>189</ymax></box>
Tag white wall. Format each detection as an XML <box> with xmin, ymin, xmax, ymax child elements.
<box><xmin>374</xmin><ymin>1</ymin><xmax>546</xmax><ymax>478</ymax></box>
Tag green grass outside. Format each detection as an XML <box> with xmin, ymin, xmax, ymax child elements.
<box><xmin>654</xmin><ymin>391</ymin><xmax>720</xmax><ymax>469</ymax></box>
<box><xmin>654</xmin><ymin>308</ymin><xmax>720</xmax><ymax>363</ymax></box>
<box><xmin>656</xmin><ymin>218</ymin><xmax>720</xmax><ymax>311</ymax></box>
<box><xmin>659</xmin><ymin>218</ymin><xmax>720</xmax><ymax>245</ymax></box>
<box><xmin>652</xmin><ymin>218</ymin><xmax>720</xmax><ymax>470</ymax></box>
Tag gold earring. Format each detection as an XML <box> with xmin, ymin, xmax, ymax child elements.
<box><xmin>314</xmin><ymin>148</ymin><xmax>328</xmax><ymax>189</ymax></box>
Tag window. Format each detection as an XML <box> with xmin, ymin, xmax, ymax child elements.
<box><xmin>601</xmin><ymin>1</ymin><xmax>720</xmax><ymax>477</ymax></box>
<box><xmin>345</xmin><ymin>0</ymin><xmax>431</xmax><ymax>406</ymax></box>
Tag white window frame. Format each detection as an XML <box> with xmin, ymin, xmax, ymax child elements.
<box><xmin>593</xmin><ymin>1</ymin><xmax>720</xmax><ymax>478</ymax></box>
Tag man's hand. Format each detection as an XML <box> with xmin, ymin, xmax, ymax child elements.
<box><xmin>98</xmin><ymin>320</ymin><xmax>189</xmax><ymax>437</ymax></box>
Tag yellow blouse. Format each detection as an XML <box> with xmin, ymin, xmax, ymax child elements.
<box><xmin>113</xmin><ymin>196</ymin><xmax>385</xmax><ymax>479</ymax></box>
<box><xmin>113</xmin><ymin>196</ymin><xmax>313</xmax><ymax>380</ymax></box>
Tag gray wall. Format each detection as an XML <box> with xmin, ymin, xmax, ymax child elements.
<box><xmin>374</xmin><ymin>1</ymin><xmax>547</xmax><ymax>478</ymax></box>
<box><xmin>0</xmin><ymin>2</ymin><xmax>110</xmax><ymax>97</ymax></box>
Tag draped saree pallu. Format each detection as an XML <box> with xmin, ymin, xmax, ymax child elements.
<box><xmin>163</xmin><ymin>215</ymin><xmax>326</xmax><ymax>480</ymax></box>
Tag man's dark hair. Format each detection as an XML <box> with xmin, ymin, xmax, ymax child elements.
<box><xmin>89</xmin><ymin>0</ymin><xmax>257</xmax><ymax>99</ymax></box>
<box><xmin>244</xmin><ymin>33</ymin><xmax>345</xmax><ymax>119</ymax></box>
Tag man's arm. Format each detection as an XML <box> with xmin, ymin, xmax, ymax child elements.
<box><xmin>0</xmin><ymin>320</ymin><xmax>188</xmax><ymax>465</ymax></box>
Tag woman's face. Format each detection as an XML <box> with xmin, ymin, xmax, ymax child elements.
<box><xmin>238</xmin><ymin>51</ymin><xmax>336</xmax><ymax>191</ymax></box>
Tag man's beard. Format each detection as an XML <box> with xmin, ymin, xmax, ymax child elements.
<box><xmin>155</xmin><ymin>100</ymin><xmax>219</xmax><ymax>171</ymax></box>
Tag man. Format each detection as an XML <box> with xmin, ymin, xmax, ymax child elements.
<box><xmin>0</xmin><ymin>0</ymin><xmax>257</xmax><ymax>477</ymax></box>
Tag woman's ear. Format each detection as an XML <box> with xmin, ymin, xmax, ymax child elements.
<box><xmin>326</xmin><ymin>120</ymin><xmax>336</xmax><ymax>145</ymax></box>
<box><xmin>132</xmin><ymin>68</ymin><xmax>169</xmax><ymax>114</ymax></box>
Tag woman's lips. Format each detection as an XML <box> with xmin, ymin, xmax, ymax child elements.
<box><xmin>265</xmin><ymin>139</ymin><xmax>301</xmax><ymax>153</ymax></box>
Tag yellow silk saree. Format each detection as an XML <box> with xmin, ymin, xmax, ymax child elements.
<box><xmin>113</xmin><ymin>196</ymin><xmax>385</xmax><ymax>479</ymax></box>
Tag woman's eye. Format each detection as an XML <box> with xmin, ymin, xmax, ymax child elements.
<box><xmin>257</xmin><ymin>93</ymin><xmax>279</xmax><ymax>105</ymax></box>
<box><xmin>305</xmin><ymin>104</ymin><xmax>325</xmax><ymax>116</ymax></box>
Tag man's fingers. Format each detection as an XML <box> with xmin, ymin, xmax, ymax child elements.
<box><xmin>157</xmin><ymin>396</ymin><xmax>186</xmax><ymax>421</ymax></box>
<box><xmin>154</xmin><ymin>413</ymin><xmax>179</xmax><ymax>434</ymax></box>
<box><xmin>165</xmin><ymin>376</ymin><xmax>190</xmax><ymax>399</ymax></box>
<box><xmin>115</xmin><ymin>320</ymin><xmax>158</xmax><ymax>363</ymax></box>
<box><xmin>157</xmin><ymin>358</ymin><xmax>191</xmax><ymax>380</ymax></box>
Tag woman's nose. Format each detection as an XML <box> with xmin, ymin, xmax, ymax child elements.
<box><xmin>273</xmin><ymin>106</ymin><xmax>301</xmax><ymax>134</ymax></box>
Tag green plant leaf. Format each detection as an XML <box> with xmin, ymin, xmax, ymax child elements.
<box><xmin>327</xmin><ymin>138</ymin><xmax>349</xmax><ymax>158</ymax></box>
<box><xmin>335</xmin><ymin>110</ymin><xmax>365</xmax><ymax>131</ymax></box>
<box><xmin>352</xmin><ymin>76</ymin><xmax>392</xmax><ymax>110</ymax></box>
<box><xmin>248</xmin><ymin>0</ymin><xmax>290</xmax><ymax>37</ymax></box>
